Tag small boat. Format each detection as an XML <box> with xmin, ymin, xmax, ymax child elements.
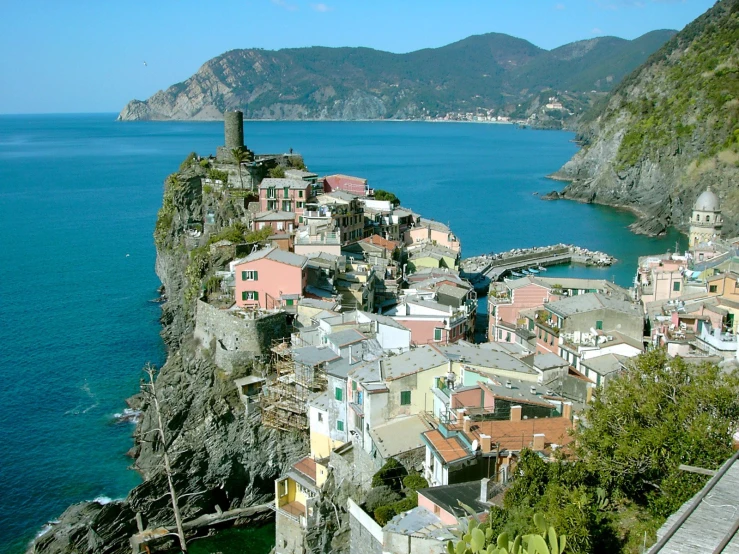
<box><xmin>521</xmin><ymin>269</ymin><xmax>530</xmax><ymax>275</ymax></box>
<box><xmin>528</xmin><ymin>267</ymin><xmax>539</xmax><ymax>274</ymax></box>
<box><xmin>510</xmin><ymin>271</ymin><xmax>524</xmax><ymax>277</ymax></box>
<box><xmin>537</xmin><ymin>266</ymin><xmax>547</xmax><ymax>272</ymax></box>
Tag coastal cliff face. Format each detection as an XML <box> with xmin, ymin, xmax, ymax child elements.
<box><xmin>29</xmin><ymin>163</ymin><xmax>308</xmax><ymax>554</ymax></box>
<box><xmin>551</xmin><ymin>0</ymin><xmax>739</xmax><ymax>237</ymax></box>
<box><xmin>117</xmin><ymin>31</ymin><xmax>675</xmax><ymax>123</ymax></box>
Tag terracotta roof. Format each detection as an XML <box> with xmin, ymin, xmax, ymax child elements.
<box><xmin>455</xmin><ymin>417</ymin><xmax>573</xmax><ymax>453</ymax></box>
<box><xmin>361</xmin><ymin>234</ymin><xmax>399</xmax><ymax>252</ymax></box>
<box><xmin>292</xmin><ymin>456</ymin><xmax>317</xmax><ymax>484</ymax></box>
<box><xmin>423</xmin><ymin>430</ymin><xmax>470</xmax><ymax>463</ymax></box>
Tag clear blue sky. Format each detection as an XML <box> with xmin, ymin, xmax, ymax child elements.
<box><xmin>0</xmin><ymin>0</ymin><xmax>716</xmax><ymax>114</ymax></box>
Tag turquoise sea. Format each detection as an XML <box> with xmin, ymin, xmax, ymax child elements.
<box><xmin>0</xmin><ymin>115</ymin><xmax>686</xmax><ymax>553</ymax></box>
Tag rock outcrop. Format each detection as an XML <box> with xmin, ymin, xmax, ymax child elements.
<box><xmin>550</xmin><ymin>0</ymin><xmax>739</xmax><ymax>237</ymax></box>
<box><xmin>29</xmin><ymin>161</ymin><xmax>308</xmax><ymax>554</ymax></box>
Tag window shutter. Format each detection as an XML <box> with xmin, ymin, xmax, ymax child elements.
<box><xmin>253</xmin><ymin>271</ymin><xmax>258</xmax><ymax>281</ymax></box>
<box><xmin>254</xmin><ymin>291</ymin><xmax>259</xmax><ymax>300</ymax></box>
<box><xmin>335</xmin><ymin>387</ymin><xmax>342</xmax><ymax>401</ymax></box>
<box><xmin>241</xmin><ymin>291</ymin><xmax>247</xmax><ymax>301</ymax></box>
<box><xmin>241</xmin><ymin>271</ymin><xmax>247</xmax><ymax>280</ymax></box>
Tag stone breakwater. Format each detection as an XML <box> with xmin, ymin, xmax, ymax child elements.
<box><xmin>461</xmin><ymin>244</ymin><xmax>616</xmax><ymax>289</ymax></box>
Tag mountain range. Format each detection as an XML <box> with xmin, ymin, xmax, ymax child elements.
<box><xmin>118</xmin><ymin>30</ymin><xmax>675</xmax><ymax>123</ymax></box>
<box><xmin>552</xmin><ymin>0</ymin><xmax>739</xmax><ymax>237</ymax></box>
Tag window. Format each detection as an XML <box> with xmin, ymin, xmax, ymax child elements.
<box><xmin>241</xmin><ymin>270</ymin><xmax>258</xmax><ymax>281</ymax></box>
<box><xmin>434</xmin><ymin>328</ymin><xmax>442</xmax><ymax>341</ymax></box>
<box><xmin>400</xmin><ymin>391</ymin><xmax>411</xmax><ymax>405</ymax></box>
<box><xmin>317</xmin><ymin>412</ymin><xmax>323</xmax><ymax>422</ymax></box>
<box><xmin>282</xmin><ymin>200</ymin><xmax>291</xmax><ymax>212</ymax></box>
<box><xmin>267</xmin><ymin>187</ymin><xmax>276</xmax><ymax>199</ymax></box>
<box><xmin>595</xmin><ymin>320</ymin><xmax>603</xmax><ymax>330</ymax></box>
<box><xmin>335</xmin><ymin>387</ymin><xmax>343</xmax><ymax>401</ymax></box>
<box><xmin>696</xmin><ymin>214</ymin><xmax>700</xmax><ymax>222</ymax></box>
<box><xmin>299</xmin><ymin>216</ymin><xmax>303</xmax><ymax>223</ymax></box>
<box><xmin>506</xmin><ymin>332</ymin><xmax>511</xmax><ymax>342</ymax></box>
<box><xmin>283</xmin><ymin>186</ymin><xmax>289</xmax><ymax>198</ymax></box>
<box><xmin>706</xmin><ymin>215</ymin><xmax>711</xmax><ymax>222</ymax></box>
<box><xmin>241</xmin><ymin>291</ymin><xmax>259</xmax><ymax>301</ymax></box>
<box><xmin>299</xmin><ymin>190</ymin><xmax>304</xmax><ymax>198</ymax></box>
<box><xmin>279</xmin><ymin>479</ymin><xmax>288</xmax><ymax>496</ymax></box>
<box><xmin>710</xmin><ymin>285</ymin><xmax>718</xmax><ymax>293</ymax></box>
<box><xmin>673</xmin><ymin>281</ymin><xmax>681</xmax><ymax>292</ymax></box>
<box><xmin>297</xmin><ymin>202</ymin><xmax>304</xmax><ymax>209</ymax></box>
<box><xmin>434</xmin><ymin>504</ymin><xmax>440</xmax><ymax>516</ymax></box>
<box><xmin>337</xmin><ymin>420</ymin><xmax>344</xmax><ymax>431</ymax></box>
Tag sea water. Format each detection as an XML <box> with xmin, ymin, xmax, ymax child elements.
<box><xmin>0</xmin><ymin>115</ymin><xmax>685</xmax><ymax>553</ymax></box>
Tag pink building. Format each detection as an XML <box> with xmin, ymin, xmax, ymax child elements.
<box><xmin>259</xmin><ymin>178</ymin><xmax>312</xmax><ymax>225</ymax></box>
<box><xmin>233</xmin><ymin>247</ymin><xmax>308</xmax><ymax>310</ymax></box>
<box><xmin>322</xmin><ymin>174</ymin><xmax>370</xmax><ymax>196</ymax></box>
<box><xmin>489</xmin><ymin>277</ymin><xmax>560</xmax><ymax>344</ymax></box>
<box><xmin>405</xmin><ymin>219</ymin><xmax>460</xmax><ymax>252</ymax></box>
<box><xmin>637</xmin><ymin>257</ymin><xmax>685</xmax><ymax>304</ymax></box>
<box><xmin>384</xmin><ymin>297</ymin><xmax>466</xmax><ymax>345</ymax></box>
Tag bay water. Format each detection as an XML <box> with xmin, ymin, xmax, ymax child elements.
<box><xmin>0</xmin><ymin>115</ymin><xmax>685</xmax><ymax>553</ymax></box>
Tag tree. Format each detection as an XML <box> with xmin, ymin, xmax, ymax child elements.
<box><xmin>141</xmin><ymin>364</ymin><xmax>189</xmax><ymax>553</ymax></box>
<box><xmin>575</xmin><ymin>349</ymin><xmax>739</xmax><ymax>517</ymax></box>
<box><xmin>373</xmin><ymin>189</ymin><xmax>400</xmax><ymax>206</ymax></box>
<box><xmin>231</xmin><ymin>148</ymin><xmax>250</xmax><ymax>189</ymax></box>
<box><xmin>268</xmin><ymin>165</ymin><xmax>285</xmax><ymax>178</ymax></box>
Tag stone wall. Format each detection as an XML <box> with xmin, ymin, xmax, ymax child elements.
<box><xmin>275</xmin><ymin>511</ymin><xmax>306</xmax><ymax>554</ymax></box>
<box><xmin>194</xmin><ymin>299</ymin><xmax>289</xmax><ymax>372</ymax></box>
<box><xmin>348</xmin><ymin>499</ymin><xmax>382</xmax><ymax>554</ymax></box>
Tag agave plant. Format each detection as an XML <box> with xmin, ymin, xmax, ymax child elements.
<box><xmin>447</xmin><ymin>512</ymin><xmax>566</xmax><ymax>554</ymax></box>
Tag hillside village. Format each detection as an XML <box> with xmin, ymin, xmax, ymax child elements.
<box><xmin>168</xmin><ymin>112</ymin><xmax>739</xmax><ymax>554</ymax></box>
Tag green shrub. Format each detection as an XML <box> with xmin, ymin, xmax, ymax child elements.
<box><xmin>373</xmin><ymin>189</ymin><xmax>400</xmax><ymax>206</ymax></box>
<box><xmin>364</xmin><ymin>486</ymin><xmax>401</xmax><ymax>514</ymax></box>
<box><xmin>402</xmin><ymin>473</ymin><xmax>428</xmax><ymax>492</ymax></box>
<box><xmin>391</xmin><ymin>495</ymin><xmax>417</xmax><ymax>514</ymax></box>
<box><xmin>268</xmin><ymin>166</ymin><xmax>285</xmax><ymax>178</ymax></box>
<box><xmin>199</xmin><ymin>159</ymin><xmax>210</xmax><ymax>168</ymax></box>
<box><xmin>374</xmin><ymin>505</ymin><xmax>397</xmax><ymax>526</ymax></box>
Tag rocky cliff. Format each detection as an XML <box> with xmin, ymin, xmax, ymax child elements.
<box><xmin>29</xmin><ymin>161</ymin><xmax>308</xmax><ymax>554</ymax></box>
<box><xmin>551</xmin><ymin>0</ymin><xmax>739</xmax><ymax>237</ymax></box>
<box><xmin>117</xmin><ymin>31</ymin><xmax>675</xmax><ymax>123</ymax></box>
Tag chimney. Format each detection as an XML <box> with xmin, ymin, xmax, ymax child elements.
<box><xmin>562</xmin><ymin>401</ymin><xmax>572</xmax><ymax>421</ymax></box>
<box><xmin>479</xmin><ymin>478</ymin><xmax>491</xmax><ymax>503</ymax></box>
<box><xmin>532</xmin><ymin>433</ymin><xmax>545</xmax><ymax>451</ymax></box>
<box><xmin>480</xmin><ymin>433</ymin><xmax>492</xmax><ymax>453</ymax></box>
<box><xmin>510</xmin><ymin>405</ymin><xmax>522</xmax><ymax>422</ymax></box>
<box><xmin>463</xmin><ymin>416</ymin><xmax>471</xmax><ymax>434</ymax></box>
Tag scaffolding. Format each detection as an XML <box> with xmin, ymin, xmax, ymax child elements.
<box><xmin>261</xmin><ymin>338</ymin><xmax>328</xmax><ymax>431</ymax></box>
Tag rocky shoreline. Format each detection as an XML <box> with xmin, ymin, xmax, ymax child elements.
<box><xmin>28</xmin><ymin>165</ymin><xmax>309</xmax><ymax>554</ymax></box>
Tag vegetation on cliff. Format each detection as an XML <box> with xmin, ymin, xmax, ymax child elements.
<box><xmin>118</xmin><ymin>31</ymin><xmax>674</xmax><ymax>123</ymax></box>
<box><xmin>555</xmin><ymin>0</ymin><xmax>739</xmax><ymax>236</ymax></box>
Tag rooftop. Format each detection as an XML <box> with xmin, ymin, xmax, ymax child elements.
<box><xmin>418</xmin><ymin>481</ymin><xmax>491</xmax><ymax>519</ymax></box>
<box><xmin>293</xmin><ymin>346</ymin><xmax>341</xmax><ymax>367</ymax></box>
<box><xmin>361</xmin><ymin>234</ymin><xmax>399</xmax><ymax>252</ymax></box>
<box><xmin>545</xmin><ymin>293</ymin><xmax>642</xmax><ymax>319</ymax></box>
<box><xmin>580</xmin><ymin>353</ymin><xmax>628</xmax><ymax>377</ymax></box>
<box><xmin>381</xmin><ymin>345</ymin><xmax>447</xmax><ymax>381</ymax></box>
<box><xmin>459</xmin><ymin>416</ymin><xmax>573</xmax><ymax>453</ymax></box>
<box><xmin>254</xmin><ymin>210</ymin><xmax>297</xmax><ymax>221</ymax></box>
<box><xmin>292</xmin><ymin>456</ymin><xmax>317</xmax><ymax>485</ymax></box>
<box><xmin>383</xmin><ymin>507</ymin><xmax>456</xmax><ymax>541</ymax></box>
<box><xmin>423</xmin><ymin>429</ymin><xmax>470</xmax><ymax>463</ymax></box>
<box><xmin>437</xmin><ymin>284</ymin><xmax>471</xmax><ymax>300</ymax></box>
<box><xmin>368</xmin><ymin>415</ymin><xmax>432</xmax><ymax>459</ymax></box>
<box><xmin>259</xmin><ymin>177</ymin><xmax>310</xmax><ymax>190</ymax></box>
<box><xmin>326</xmin><ymin>328</ymin><xmax>367</xmax><ymax>348</ymax></box>
<box><xmin>435</xmin><ymin>344</ymin><xmax>539</xmax><ymax>376</ymax></box>
<box><xmin>236</xmin><ymin>246</ymin><xmax>307</xmax><ymax>268</ymax></box>
<box><xmin>650</xmin><ymin>452</ymin><xmax>739</xmax><ymax>553</ymax></box>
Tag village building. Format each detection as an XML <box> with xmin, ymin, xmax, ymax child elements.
<box><xmin>259</xmin><ymin>177</ymin><xmax>313</xmax><ymax>225</ymax></box>
<box><xmin>274</xmin><ymin>456</ymin><xmax>328</xmax><ymax>554</ymax></box>
<box><xmin>314</xmin><ymin>191</ymin><xmax>366</xmax><ymax>243</ymax></box>
<box><xmin>322</xmin><ymin>174</ymin><xmax>372</xmax><ymax>196</ymax></box>
<box><xmin>383</xmin><ymin>296</ymin><xmax>469</xmax><ymax>344</ymax></box>
<box><xmin>405</xmin><ymin>218</ymin><xmax>461</xmax><ymax>252</ymax></box>
<box><xmin>233</xmin><ymin>247</ymin><xmax>308</xmax><ymax>310</ymax></box>
<box><xmin>524</xmin><ymin>293</ymin><xmax>644</xmax><ymax>370</ymax></box>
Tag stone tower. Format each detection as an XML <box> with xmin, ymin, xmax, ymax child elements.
<box><xmin>689</xmin><ymin>187</ymin><xmax>722</xmax><ymax>246</ymax></box>
<box><xmin>224</xmin><ymin>110</ymin><xmax>244</xmax><ymax>151</ymax></box>
<box><xmin>216</xmin><ymin>110</ymin><xmax>252</xmax><ymax>163</ymax></box>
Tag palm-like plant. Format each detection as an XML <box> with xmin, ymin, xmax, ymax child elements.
<box><xmin>231</xmin><ymin>148</ymin><xmax>249</xmax><ymax>190</ymax></box>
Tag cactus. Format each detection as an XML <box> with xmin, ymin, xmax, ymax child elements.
<box><xmin>448</xmin><ymin>512</ymin><xmax>566</xmax><ymax>554</ymax></box>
